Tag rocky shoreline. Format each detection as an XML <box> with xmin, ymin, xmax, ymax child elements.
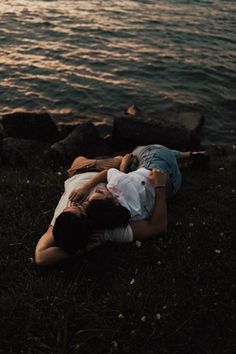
<box><xmin>0</xmin><ymin>108</ymin><xmax>232</xmax><ymax>168</ymax></box>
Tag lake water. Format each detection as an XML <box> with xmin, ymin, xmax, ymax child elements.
<box><xmin>0</xmin><ymin>0</ymin><xmax>235</xmax><ymax>145</ymax></box>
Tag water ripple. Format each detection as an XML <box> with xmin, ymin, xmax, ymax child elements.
<box><xmin>0</xmin><ymin>0</ymin><xmax>235</xmax><ymax>144</ymax></box>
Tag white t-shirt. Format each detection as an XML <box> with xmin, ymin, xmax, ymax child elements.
<box><xmin>107</xmin><ymin>168</ymin><xmax>155</xmax><ymax>221</ymax></box>
<box><xmin>50</xmin><ymin>172</ymin><xmax>133</xmax><ymax>243</ymax></box>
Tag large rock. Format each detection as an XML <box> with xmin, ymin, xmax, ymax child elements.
<box><xmin>112</xmin><ymin>111</ymin><xmax>204</xmax><ymax>149</ymax></box>
<box><xmin>49</xmin><ymin>121</ymin><xmax>112</xmax><ymax>166</ymax></box>
<box><xmin>1</xmin><ymin>137</ymin><xmax>49</xmax><ymax>165</ymax></box>
<box><xmin>1</xmin><ymin>111</ymin><xmax>59</xmax><ymax>142</ymax></box>
<box><xmin>56</xmin><ymin>121</ymin><xmax>80</xmax><ymax>139</ymax></box>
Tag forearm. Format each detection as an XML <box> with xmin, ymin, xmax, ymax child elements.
<box><xmin>131</xmin><ymin>189</ymin><xmax>167</xmax><ymax>241</ymax></box>
<box><xmin>119</xmin><ymin>153</ymin><xmax>133</xmax><ymax>172</ymax></box>
<box><xmin>35</xmin><ymin>246</ymin><xmax>71</xmax><ymax>266</ymax></box>
<box><xmin>80</xmin><ymin>170</ymin><xmax>108</xmax><ymax>190</ymax></box>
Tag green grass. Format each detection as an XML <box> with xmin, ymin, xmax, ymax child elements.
<box><xmin>0</xmin><ymin>155</ymin><xmax>236</xmax><ymax>354</ymax></box>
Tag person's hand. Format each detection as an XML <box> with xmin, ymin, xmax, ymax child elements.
<box><xmin>120</xmin><ymin>153</ymin><xmax>135</xmax><ymax>172</ymax></box>
<box><xmin>69</xmin><ymin>187</ymin><xmax>88</xmax><ymax>202</ymax></box>
<box><xmin>148</xmin><ymin>168</ymin><xmax>167</xmax><ymax>188</ymax></box>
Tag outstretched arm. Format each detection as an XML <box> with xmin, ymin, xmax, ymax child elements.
<box><xmin>130</xmin><ymin>169</ymin><xmax>167</xmax><ymax>241</ymax></box>
<box><xmin>69</xmin><ymin>170</ymin><xmax>108</xmax><ymax>202</ymax></box>
<box><xmin>35</xmin><ymin>226</ymin><xmax>71</xmax><ymax>266</ymax></box>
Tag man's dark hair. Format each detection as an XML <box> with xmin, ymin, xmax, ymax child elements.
<box><xmin>85</xmin><ymin>199</ymin><xmax>131</xmax><ymax>229</ymax></box>
<box><xmin>53</xmin><ymin>211</ymin><xmax>93</xmax><ymax>254</ymax></box>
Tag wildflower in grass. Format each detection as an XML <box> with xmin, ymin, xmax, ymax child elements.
<box><xmin>232</xmin><ymin>189</ymin><xmax>235</xmax><ymax>193</ymax></box>
<box><xmin>189</xmin><ymin>223</ymin><xmax>194</xmax><ymax>227</ymax></box>
<box><xmin>57</xmin><ymin>171</ymin><xmax>62</xmax><ymax>175</ymax></box>
<box><xmin>155</xmin><ymin>313</ymin><xmax>161</xmax><ymax>320</ymax></box>
<box><xmin>141</xmin><ymin>316</ymin><xmax>146</xmax><ymax>322</ymax></box>
<box><xmin>118</xmin><ymin>314</ymin><xmax>124</xmax><ymax>319</ymax></box>
<box><xmin>26</xmin><ymin>180</ymin><xmax>30</xmax><ymax>184</ymax></box>
<box><xmin>176</xmin><ymin>221</ymin><xmax>182</xmax><ymax>226</ymax></box>
<box><xmin>215</xmin><ymin>249</ymin><xmax>221</xmax><ymax>254</ymax></box>
<box><xmin>135</xmin><ymin>240</ymin><xmax>142</xmax><ymax>248</ymax></box>
<box><xmin>111</xmin><ymin>341</ymin><xmax>118</xmax><ymax>350</ymax></box>
<box><xmin>130</xmin><ymin>279</ymin><xmax>135</xmax><ymax>285</ymax></box>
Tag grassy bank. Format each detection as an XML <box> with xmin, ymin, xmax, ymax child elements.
<box><xmin>0</xmin><ymin>153</ymin><xmax>235</xmax><ymax>354</ymax></box>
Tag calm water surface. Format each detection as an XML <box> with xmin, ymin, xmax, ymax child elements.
<box><xmin>0</xmin><ymin>0</ymin><xmax>236</xmax><ymax>145</ymax></box>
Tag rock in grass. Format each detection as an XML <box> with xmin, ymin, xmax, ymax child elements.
<box><xmin>1</xmin><ymin>111</ymin><xmax>59</xmax><ymax>142</ymax></box>
<box><xmin>112</xmin><ymin>111</ymin><xmax>204</xmax><ymax>149</ymax></box>
<box><xmin>49</xmin><ymin>121</ymin><xmax>112</xmax><ymax>166</ymax></box>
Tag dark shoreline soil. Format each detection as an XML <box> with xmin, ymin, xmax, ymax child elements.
<box><xmin>0</xmin><ymin>153</ymin><xmax>235</xmax><ymax>353</ymax></box>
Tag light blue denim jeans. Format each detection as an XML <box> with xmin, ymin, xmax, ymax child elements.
<box><xmin>132</xmin><ymin>145</ymin><xmax>182</xmax><ymax>198</ymax></box>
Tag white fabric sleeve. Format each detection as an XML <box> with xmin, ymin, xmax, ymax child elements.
<box><xmin>50</xmin><ymin>190</ymin><xmax>68</xmax><ymax>227</ymax></box>
<box><xmin>99</xmin><ymin>224</ymin><xmax>133</xmax><ymax>243</ymax></box>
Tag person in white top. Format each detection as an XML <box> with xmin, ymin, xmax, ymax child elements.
<box><xmin>35</xmin><ymin>145</ymin><xmax>207</xmax><ymax>266</ymax></box>
<box><xmin>35</xmin><ymin>167</ymin><xmax>167</xmax><ymax>266</ymax></box>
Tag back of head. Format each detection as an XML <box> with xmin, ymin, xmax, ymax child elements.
<box><xmin>85</xmin><ymin>199</ymin><xmax>131</xmax><ymax>229</ymax></box>
<box><xmin>53</xmin><ymin>211</ymin><xmax>93</xmax><ymax>254</ymax></box>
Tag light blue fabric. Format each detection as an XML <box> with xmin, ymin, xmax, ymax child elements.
<box><xmin>132</xmin><ymin>145</ymin><xmax>182</xmax><ymax>198</ymax></box>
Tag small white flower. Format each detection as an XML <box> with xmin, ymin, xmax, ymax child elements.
<box><xmin>157</xmin><ymin>261</ymin><xmax>161</xmax><ymax>265</ymax></box>
<box><xmin>57</xmin><ymin>171</ymin><xmax>62</xmax><ymax>175</ymax></box>
<box><xmin>26</xmin><ymin>180</ymin><xmax>30</xmax><ymax>184</ymax></box>
<box><xmin>135</xmin><ymin>241</ymin><xmax>142</xmax><ymax>248</ymax></box>
<box><xmin>220</xmin><ymin>232</ymin><xmax>224</xmax><ymax>236</ymax></box>
<box><xmin>176</xmin><ymin>221</ymin><xmax>182</xmax><ymax>226</ymax></box>
<box><xmin>130</xmin><ymin>330</ymin><xmax>135</xmax><ymax>335</ymax></box>
<box><xmin>218</xmin><ymin>167</ymin><xmax>225</xmax><ymax>171</ymax></box>
<box><xmin>111</xmin><ymin>341</ymin><xmax>118</xmax><ymax>350</ymax></box>
<box><xmin>130</xmin><ymin>278</ymin><xmax>135</xmax><ymax>285</ymax></box>
<box><xmin>141</xmin><ymin>316</ymin><xmax>146</xmax><ymax>322</ymax></box>
<box><xmin>155</xmin><ymin>313</ymin><xmax>161</xmax><ymax>320</ymax></box>
<box><xmin>232</xmin><ymin>189</ymin><xmax>235</xmax><ymax>193</ymax></box>
<box><xmin>118</xmin><ymin>314</ymin><xmax>124</xmax><ymax>319</ymax></box>
<box><xmin>232</xmin><ymin>144</ymin><xmax>236</xmax><ymax>150</ymax></box>
<box><xmin>189</xmin><ymin>223</ymin><xmax>194</xmax><ymax>228</ymax></box>
<box><xmin>215</xmin><ymin>249</ymin><xmax>221</xmax><ymax>254</ymax></box>
<box><xmin>202</xmin><ymin>221</ymin><xmax>206</xmax><ymax>225</ymax></box>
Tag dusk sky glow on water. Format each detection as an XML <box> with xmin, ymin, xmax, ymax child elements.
<box><xmin>0</xmin><ymin>0</ymin><xmax>236</xmax><ymax>144</ymax></box>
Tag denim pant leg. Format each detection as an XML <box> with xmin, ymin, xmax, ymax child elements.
<box><xmin>134</xmin><ymin>145</ymin><xmax>182</xmax><ymax>198</ymax></box>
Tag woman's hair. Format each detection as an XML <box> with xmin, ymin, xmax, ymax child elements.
<box><xmin>53</xmin><ymin>211</ymin><xmax>93</xmax><ymax>254</ymax></box>
<box><xmin>85</xmin><ymin>199</ymin><xmax>131</xmax><ymax>229</ymax></box>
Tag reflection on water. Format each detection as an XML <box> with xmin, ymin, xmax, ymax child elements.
<box><xmin>0</xmin><ymin>0</ymin><xmax>236</xmax><ymax>144</ymax></box>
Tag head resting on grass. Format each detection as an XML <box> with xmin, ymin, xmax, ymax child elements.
<box><xmin>53</xmin><ymin>210</ymin><xmax>93</xmax><ymax>255</ymax></box>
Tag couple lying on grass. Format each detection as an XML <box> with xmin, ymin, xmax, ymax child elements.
<box><xmin>35</xmin><ymin>144</ymin><xmax>207</xmax><ymax>266</ymax></box>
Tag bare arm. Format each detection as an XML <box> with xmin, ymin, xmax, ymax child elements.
<box><xmin>119</xmin><ymin>153</ymin><xmax>134</xmax><ymax>172</ymax></box>
<box><xmin>130</xmin><ymin>169</ymin><xmax>167</xmax><ymax>241</ymax></box>
<box><xmin>69</xmin><ymin>170</ymin><xmax>108</xmax><ymax>202</ymax></box>
<box><xmin>35</xmin><ymin>226</ymin><xmax>71</xmax><ymax>266</ymax></box>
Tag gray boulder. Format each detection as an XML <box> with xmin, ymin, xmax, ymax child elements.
<box><xmin>1</xmin><ymin>111</ymin><xmax>59</xmax><ymax>142</ymax></box>
<box><xmin>49</xmin><ymin>121</ymin><xmax>112</xmax><ymax>166</ymax></box>
<box><xmin>112</xmin><ymin>111</ymin><xmax>204</xmax><ymax>149</ymax></box>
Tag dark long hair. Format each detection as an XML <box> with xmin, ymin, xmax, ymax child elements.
<box><xmin>85</xmin><ymin>199</ymin><xmax>131</xmax><ymax>229</ymax></box>
<box><xmin>53</xmin><ymin>211</ymin><xmax>93</xmax><ymax>254</ymax></box>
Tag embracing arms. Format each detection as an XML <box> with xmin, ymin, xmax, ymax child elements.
<box><xmin>130</xmin><ymin>169</ymin><xmax>167</xmax><ymax>241</ymax></box>
<box><xmin>35</xmin><ymin>226</ymin><xmax>71</xmax><ymax>266</ymax></box>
